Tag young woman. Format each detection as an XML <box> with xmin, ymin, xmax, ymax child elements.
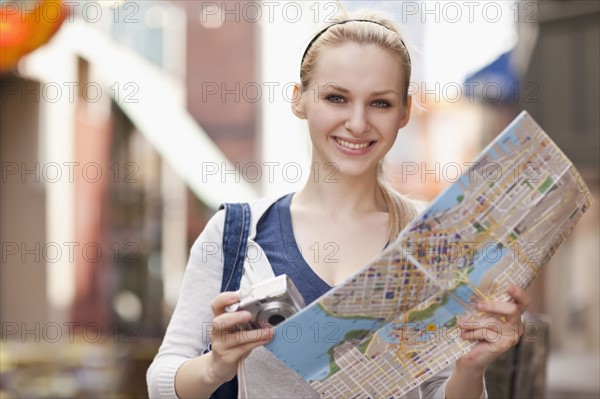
<box><xmin>148</xmin><ymin>10</ymin><xmax>529</xmax><ymax>399</ymax></box>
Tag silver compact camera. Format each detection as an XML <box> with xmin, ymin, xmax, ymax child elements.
<box><xmin>225</xmin><ymin>274</ymin><xmax>305</xmax><ymax>330</ymax></box>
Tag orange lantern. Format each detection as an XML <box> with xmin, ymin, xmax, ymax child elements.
<box><xmin>0</xmin><ymin>0</ymin><xmax>68</xmax><ymax>72</ymax></box>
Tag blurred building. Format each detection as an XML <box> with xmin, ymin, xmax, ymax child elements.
<box><xmin>1</xmin><ymin>1</ymin><xmax>263</xmax><ymax>396</ymax></box>
<box><xmin>521</xmin><ymin>2</ymin><xmax>599</xmax><ymax>397</ymax></box>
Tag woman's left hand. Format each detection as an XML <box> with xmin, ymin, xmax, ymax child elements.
<box><xmin>457</xmin><ymin>284</ymin><xmax>530</xmax><ymax>372</ymax></box>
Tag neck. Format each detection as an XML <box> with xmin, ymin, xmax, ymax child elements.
<box><xmin>294</xmin><ymin>164</ymin><xmax>387</xmax><ymax>216</ymax></box>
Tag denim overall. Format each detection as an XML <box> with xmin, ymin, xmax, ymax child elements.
<box><xmin>209</xmin><ymin>196</ymin><xmax>333</xmax><ymax>398</ymax></box>
<box><xmin>208</xmin><ymin>202</ymin><xmax>251</xmax><ymax>399</ymax></box>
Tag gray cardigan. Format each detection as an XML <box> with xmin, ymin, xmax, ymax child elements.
<box><xmin>147</xmin><ymin>195</ymin><xmax>486</xmax><ymax>398</ymax></box>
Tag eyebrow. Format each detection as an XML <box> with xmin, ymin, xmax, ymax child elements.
<box><xmin>319</xmin><ymin>85</ymin><xmax>399</xmax><ymax>97</ymax></box>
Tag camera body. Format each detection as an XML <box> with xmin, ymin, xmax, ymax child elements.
<box><xmin>225</xmin><ymin>274</ymin><xmax>305</xmax><ymax>330</ymax></box>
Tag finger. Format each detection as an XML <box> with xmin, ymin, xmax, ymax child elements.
<box><xmin>459</xmin><ymin>318</ymin><xmax>503</xmax><ymax>333</ymax></box>
<box><xmin>461</xmin><ymin>328</ymin><xmax>497</xmax><ymax>342</ymax></box>
<box><xmin>211</xmin><ymin>291</ymin><xmax>240</xmax><ymax>316</ymax></box>
<box><xmin>507</xmin><ymin>284</ymin><xmax>530</xmax><ymax>312</ymax></box>
<box><xmin>213</xmin><ymin>327</ymin><xmax>273</xmax><ymax>352</ymax></box>
<box><xmin>234</xmin><ymin>327</ymin><xmax>274</xmax><ymax>344</ymax></box>
<box><xmin>212</xmin><ymin>310</ymin><xmax>252</xmax><ymax>333</ymax></box>
<box><xmin>460</xmin><ymin>326</ymin><xmax>505</xmax><ymax>343</ymax></box>
<box><xmin>217</xmin><ymin>330</ymin><xmax>274</xmax><ymax>359</ymax></box>
<box><xmin>476</xmin><ymin>300</ymin><xmax>520</xmax><ymax>321</ymax></box>
<box><xmin>460</xmin><ymin>317</ymin><xmax>524</xmax><ymax>342</ymax></box>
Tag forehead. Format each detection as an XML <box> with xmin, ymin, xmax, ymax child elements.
<box><xmin>311</xmin><ymin>42</ymin><xmax>405</xmax><ymax>92</ymax></box>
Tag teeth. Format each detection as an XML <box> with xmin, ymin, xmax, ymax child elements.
<box><xmin>335</xmin><ymin>138</ymin><xmax>371</xmax><ymax>150</ymax></box>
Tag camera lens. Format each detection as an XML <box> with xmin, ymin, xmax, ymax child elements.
<box><xmin>267</xmin><ymin>314</ymin><xmax>286</xmax><ymax>326</ymax></box>
<box><xmin>258</xmin><ymin>302</ymin><xmax>298</xmax><ymax>328</ymax></box>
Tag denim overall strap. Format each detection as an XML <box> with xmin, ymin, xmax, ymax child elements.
<box><xmin>208</xmin><ymin>203</ymin><xmax>250</xmax><ymax>399</ymax></box>
<box><xmin>220</xmin><ymin>202</ymin><xmax>251</xmax><ymax>292</ymax></box>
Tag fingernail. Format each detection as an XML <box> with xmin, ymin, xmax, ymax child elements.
<box><xmin>476</xmin><ymin>302</ymin><xmax>487</xmax><ymax>310</ymax></box>
<box><xmin>262</xmin><ymin>327</ymin><xmax>274</xmax><ymax>338</ymax></box>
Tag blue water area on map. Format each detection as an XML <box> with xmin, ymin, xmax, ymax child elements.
<box><xmin>497</xmin><ymin>124</ymin><xmax>522</xmax><ymax>153</ymax></box>
<box><xmin>265</xmin><ymin>303</ymin><xmax>385</xmax><ymax>381</ymax></box>
<box><xmin>380</xmin><ymin>285</ymin><xmax>471</xmax><ymax>344</ymax></box>
<box><xmin>378</xmin><ymin>243</ymin><xmax>508</xmax><ymax>345</ymax></box>
<box><xmin>469</xmin><ymin>244</ymin><xmax>509</xmax><ymax>285</ymax></box>
<box><xmin>423</xmin><ymin>175</ymin><xmax>471</xmax><ymax>215</ymax></box>
<box><xmin>488</xmin><ymin>148</ymin><xmax>499</xmax><ymax>159</ymax></box>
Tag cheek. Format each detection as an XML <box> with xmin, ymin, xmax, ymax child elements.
<box><xmin>308</xmin><ymin>110</ymin><xmax>339</xmax><ymax>135</ymax></box>
<box><xmin>373</xmin><ymin>117</ymin><xmax>402</xmax><ymax>139</ymax></box>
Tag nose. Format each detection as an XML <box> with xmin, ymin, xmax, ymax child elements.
<box><xmin>344</xmin><ymin>105</ymin><xmax>370</xmax><ymax>135</ymax></box>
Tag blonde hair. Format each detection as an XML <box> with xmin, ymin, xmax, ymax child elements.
<box><xmin>298</xmin><ymin>9</ymin><xmax>419</xmax><ymax>240</ymax></box>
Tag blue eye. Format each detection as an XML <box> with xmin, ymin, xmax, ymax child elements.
<box><xmin>325</xmin><ymin>94</ymin><xmax>346</xmax><ymax>103</ymax></box>
<box><xmin>372</xmin><ymin>100</ymin><xmax>390</xmax><ymax>108</ymax></box>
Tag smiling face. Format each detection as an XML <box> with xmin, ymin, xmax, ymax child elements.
<box><xmin>293</xmin><ymin>42</ymin><xmax>411</xmax><ymax>179</ymax></box>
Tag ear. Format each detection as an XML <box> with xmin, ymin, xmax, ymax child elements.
<box><xmin>291</xmin><ymin>83</ymin><xmax>306</xmax><ymax>119</ymax></box>
<box><xmin>398</xmin><ymin>94</ymin><xmax>412</xmax><ymax>129</ymax></box>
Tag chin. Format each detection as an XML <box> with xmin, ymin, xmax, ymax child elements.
<box><xmin>332</xmin><ymin>163</ymin><xmax>378</xmax><ymax>179</ymax></box>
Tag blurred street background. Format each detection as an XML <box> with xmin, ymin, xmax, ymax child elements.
<box><xmin>1</xmin><ymin>1</ymin><xmax>598</xmax><ymax>397</ymax></box>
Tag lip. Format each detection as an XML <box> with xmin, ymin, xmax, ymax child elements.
<box><xmin>331</xmin><ymin>136</ymin><xmax>376</xmax><ymax>156</ymax></box>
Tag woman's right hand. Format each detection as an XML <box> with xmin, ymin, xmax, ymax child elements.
<box><xmin>206</xmin><ymin>291</ymin><xmax>274</xmax><ymax>384</ymax></box>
